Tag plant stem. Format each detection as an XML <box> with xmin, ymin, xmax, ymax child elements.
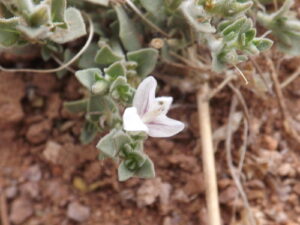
<box><xmin>0</xmin><ymin>12</ymin><xmax>94</xmax><ymax>74</ymax></box>
<box><xmin>197</xmin><ymin>83</ymin><xmax>222</xmax><ymax>225</ymax></box>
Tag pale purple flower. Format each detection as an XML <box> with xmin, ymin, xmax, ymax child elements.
<box><xmin>123</xmin><ymin>76</ymin><xmax>184</xmax><ymax>137</ymax></box>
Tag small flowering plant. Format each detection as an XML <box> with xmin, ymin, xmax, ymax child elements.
<box><xmin>98</xmin><ymin>76</ymin><xmax>184</xmax><ymax>181</ymax></box>
<box><xmin>123</xmin><ymin>76</ymin><xmax>184</xmax><ymax>138</ymax></box>
<box><xmin>2</xmin><ymin>0</ymin><xmax>300</xmax><ymax>183</ymax></box>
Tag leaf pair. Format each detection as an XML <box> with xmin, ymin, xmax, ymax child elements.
<box><xmin>97</xmin><ymin>129</ymin><xmax>155</xmax><ymax>181</ymax></box>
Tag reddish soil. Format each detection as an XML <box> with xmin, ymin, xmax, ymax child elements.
<box><xmin>1</xmin><ymin>53</ymin><xmax>300</xmax><ymax>225</ymax></box>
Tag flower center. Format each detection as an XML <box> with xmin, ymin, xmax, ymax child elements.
<box><xmin>142</xmin><ymin>100</ymin><xmax>165</xmax><ymax>123</ymax></box>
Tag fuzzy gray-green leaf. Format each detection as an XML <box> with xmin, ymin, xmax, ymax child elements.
<box><xmin>75</xmin><ymin>68</ymin><xmax>103</xmax><ymax>90</ymax></box>
<box><xmin>127</xmin><ymin>48</ymin><xmax>158</xmax><ymax>77</ymax></box>
<box><xmin>51</xmin><ymin>0</ymin><xmax>67</xmax><ymax>27</ymax></box>
<box><xmin>80</xmin><ymin>121</ymin><xmax>98</xmax><ymax>144</ymax></box>
<box><xmin>95</xmin><ymin>45</ymin><xmax>124</xmax><ymax>65</ymax></box>
<box><xmin>50</xmin><ymin>7</ymin><xmax>86</xmax><ymax>44</ymax></box>
<box><xmin>118</xmin><ymin>161</ymin><xmax>135</xmax><ymax>181</ymax></box>
<box><xmin>0</xmin><ymin>18</ymin><xmax>20</xmax><ymax>47</ymax></box>
<box><xmin>114</xmin><ymin>4</ymin><xmax>141</xmax><ymax>51</ymax></box>
<box><xmin>64</xmin><ymin>99</ymin><xmax>89</xmax><ymax>113</ymax></box>
<box><xmin>135</xmin><ymin>157</ymin><xmax>155</xmax><ymax>179</ymax></box>
<box><xmin>105</xmin><ymin>61</ymin><xmax>126</xmax><ymax>80</ymax></box>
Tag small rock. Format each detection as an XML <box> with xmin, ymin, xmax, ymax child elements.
<box><xmin>43</xmin><ymin>141</ymin><xmax>62</xmax><ymax>164</ymax></box>
<box><xmin>262</xmin><ymin>135</ymin><xmax>278</xmax><ymax>151</ymax></box>
<box><xmin>277</xmin><ymin>163</ymin><xmax>296</xmax><ymax>177</ymax></box>
<box><xmin>10</xmin><ymin>197</ymin><xmax>33</xmax><ymax>224</ymax></box>
<box><xmin>5</xmin><ymin>185</ymin><xmax>18</xmax><ymax>199</ymax></box>
<box><xmin>159</xmin><ymin>182</ymin><xmax>172</xmax><ymax>214</ymax></box>
<box><xmin>67</xmin><ymin>202</ymin><xmax>90</xmax><ymax>223</ymax></box>
<box><xmin>219</xmin><ymin>186</ymin><xmax>238</xmax><ymax>204</ymax></box>
<box><xmin>0</xmin><ymin>73</ymin><xmax>24</xmax><ymax>128</ymax></box>
<box><xmin>172</xmin><ymin>189</ymin><xmax>189</xmax><ymax>203</ymax></box>
<box><xmin>293</xmin><ymin>183</ymin><xmax>300</xmax><ymax>195</ymax></box>
<box><xmin>163</xmin><ymin>217</ymin><xmax>172</xmax><ymax>225</ymax></box>
<box><xmin>20</xmin><ymin>182</ymin><xmax>40</xmax><ymax>199</ymax></box>
<box><xmin>137</xmin><ymin>178</ymin><xmax>162</xmax><ymax>207</ymax></box>
<box><xmin>26</xmin><ymin>120</ymin><xmax>52</xmax><ymax>144</ymax></box>
<box><xmin>46</xmin><ymin>94</ymin><xmax>61</xmax><ymax>119</ymax></box>
<box><xmin>44</xmin><ymin>180</ymin><xmax>69</xmax><ymax>206</ymax></box>
<box><xmin>24</xmin><ymin>165</ymin><xmax>42</xmax><ymax>182</ymax></box>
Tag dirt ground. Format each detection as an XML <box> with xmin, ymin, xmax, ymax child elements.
<box><xmin>0</xmin><ymin>49</ymin><xmax>300</xmax><ymax>225</ymax></box>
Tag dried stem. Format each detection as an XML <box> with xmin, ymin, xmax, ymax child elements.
<box><xmin>265</xmin><ymin>55</ymin><xmax>300</xmax><ymax>143</ymax></box>
<box><xmin>197</xmin><ymin>83</ymin><xmax>222</xmax><ymax>225</ymax></box>
<box><xmin>0</xmin><ymin>191</ymin><xmax>10</xmax><ymax>225</ymax></box>
<box><xmin>208</xmin><ymin>74</ymin><xmax>236</xmax><ymax>100</ymax></box>
<box><xmin>0</xmin><ymin>12</ymin><xmax>94</xmax><ymax>74</ymax></box>
<box><xmin>226</xmin><ymin>96</ymin><xmax>256</xmax><ymax>225</ymax></box>
<box><xmin>280</xmin><ymin>66</ymin><xmax>300</xmax><ymax>89</ymax></box>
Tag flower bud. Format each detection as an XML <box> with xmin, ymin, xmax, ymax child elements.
<box><xmin>91</xmin><ymin>80</ymin><xmax>109</xmax><ymax>95</ymax></box>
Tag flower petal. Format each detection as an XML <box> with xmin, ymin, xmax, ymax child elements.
<box><xmin>152</xmin><ymin>96</ymin><xmax>173</xmax><ymax>115</ymax></box>
<box><xmin>133</xmin><ymin>76</ymin><xmax>157</xmax><ymax>116</ymax></box>
<box><xmin>123</xmin><ymin>107</ymin><xmax>149</xmax><ymax>132</ymax></box>
<box><xmin>146</xmin><ymin>115</ymin><xmax>185</xmax><ymax>138</ymax></box>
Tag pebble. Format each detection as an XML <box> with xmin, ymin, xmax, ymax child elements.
<box><xmin>10</xmin><ymin>197</ymin><xmax>33</xmax><ymax>224</ymax></box>
<box><xmin>43</xmin><ymin>141</ymin><xmax>62</xmax><ymax>164</ymax></box>
<box><xmin>5</xmin><ymin>185</ymin><xmax>18</xmax><ymax>199</ymax></box>
<box><xmin>26</xmin><ymin>120</ymin><xmax>52</xmax><ymax>144</ymax></box>
<box><xmin>67</xmin><ymin>202</ymin><xmax>91</xmax><ymax>223</ymax></box>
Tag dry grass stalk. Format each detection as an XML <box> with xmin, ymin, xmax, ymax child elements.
<box><xmin>197</xmin><ymin>83</ymin><xmax>222</xmax><ymax>225</ymax></box>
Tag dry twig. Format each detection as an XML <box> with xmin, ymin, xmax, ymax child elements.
<box><xmin>280</xmin><ymin>66</ymin><xmax>300</xmax><ymax>89</ymax></box>
<box><xmin>265</xmin><ymin>55</ymin><xmax>300</xmax><ymax>143</ymax></box>
<box><xmin>0</xmin><ymin>13</ymin><xmax>94</xmax><ymax>74</ymax></box>
<box><xmin>0</xmin><ymin>191</ymin><xmax>10</xmax><ymax>225</ymax></box>
<box><xmin>197</xmin><ymin>83</ymin><xmax>222</xmax><ymax>225</ymax></box>
<box><xmin>226</xmin><ymin>96</ymin><xmax>256</xmax><ymax>225</ymax></box>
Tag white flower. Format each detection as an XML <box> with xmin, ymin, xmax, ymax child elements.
<box><xmin>123</xmin><ymin>76</ymin><xmax>185</xmax><ymax>137</ymax></box>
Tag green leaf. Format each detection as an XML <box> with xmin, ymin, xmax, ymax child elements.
<box><xmin>17</xmin><ymin>25</ymin><xmax>49</xmax><ymax>39</ymax></box>
<box><xmin>110</xmin><ymin>76</ymin><xmax>134</xmax><ymax>103</ymax></box>
<box><xmin>64</xmin><ymin>99</ymin><xmax>89</xmax><ymax>113</ymax></box>
<box><xmin>114</xmin><ymin>4</ymin><xmax>141</xmax><ymax>51</ymax></box>
<box><xmin>87</xmin><ymin>95</ymin><xmax>106</xmax><ymax>121</ymax></box>
<box><xmin>104</xmin><ymin>61</ymin><xmax>126</xmax><ymax>80</ymax></box>
<box><xmin>96</xmin><ymin>131</ymin><xmax>117</xmax><ymax>154</ymax></box>
<box><xmin>96</xmin><ymin>129</ymin><xmax>131</xmax><ymax>158</ymax></box>
<box><xmin>244</xmin><ymin>29</ymin><xmax>256</xmax><ymax>44</ymax></box>
<box><xmin>94</xmin><ymin>45</ymin><xmax>124</xmax><ymax>65</ymax></box>
<box><xmin>253</xmin><ymin>38</ymin><xmax>273</xmax><ymax>51</ymax></box>
<box><xmin>16</xmin><ymin>0</ymin><xmax>34</xmax><ymax>15</ymax></box>
<box><xmin>80</xmin><ymin>121</ymin><xmax>98</xmax><ymax>144</ymax></box>
<box><xmin>124</xmin><ymin>151</ymin><xmax>147</xmax><ymax>170</ymax></box>
<box><xmin>0</xmin><ymin>18</ymin><xmax>20</xmax><ymax>47</ymax></box>
<box><xmin>28</xmin><ymin>4</ymin><xmax>50</xmax><ymax>27</ymax></box>
<box><xmin>139</xmin><ymin>0</ymin><xmax>165</xmax><ymax>21</ymax></box>
<box><xmin>222</xmin><ymin>17</ymin><xmax>247</xmax><ymax>37</ymax></box>
<box><xmin>51</xmin><ymin>0</ymin><xmax>67</xmax><ymax>27</ymax></box>
<box><xmin>127</xmin><ymin>48</ymin><xmax>158</xmax><ymax>77</ymax></box>
<box><xmin>113</xmin><ymin>130</ymin><xmax>132</xmax><ymax>152</ymax></box>
<box><xmin>85</xmin><ymin>0</ymin><xmax>109</xmax><ymax>6</ymax></box>
<box><xmin>75</xmin><ymin>68</ymin><xmax>103</xmax><ymax>90</ymax></box>
<box><xmin>91</xmin><ymin>80</ymin><xmax>109</xmax><ymax>95</ymax></box>
<box><xmin>78</xmin><ymin>43</ymin><xmax>99</xmax><ymax>69</ymax></box>
<box><xmin>118</xmin><ymin>161</ymin><xmax>135</xmax><ymax>181</ymax></box>
<box><xmin>135</xmin><ymin>157</ymin><xmax>155</xmax><ymax>179</ymax></box>
<box><xmin>50</xmin><ymin>7</ymin><xmax>86</xmax><ymax>44</ymax></box>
